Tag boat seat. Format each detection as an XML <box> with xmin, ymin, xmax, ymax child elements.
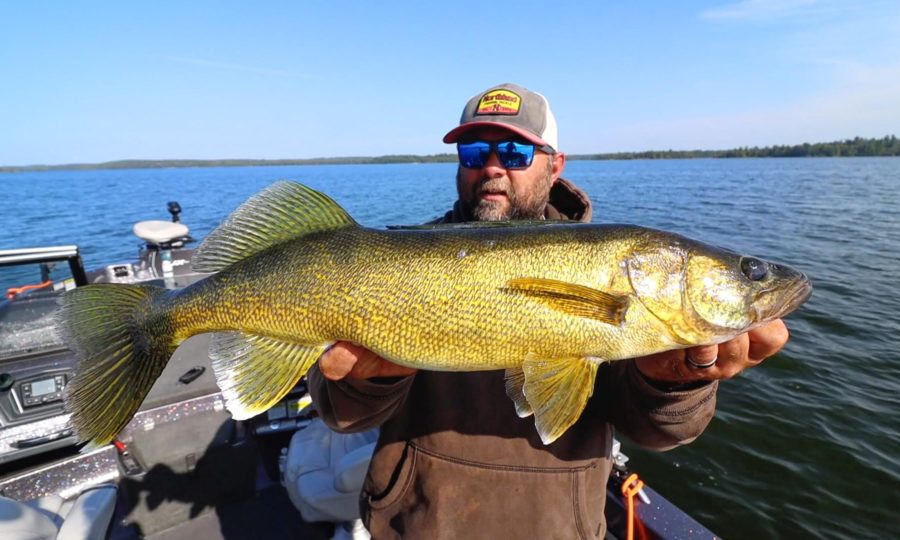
<box><xmin>132</xmin><ymin>220</ymin><xmax>190</xmax><ymax>245</ymax></box>
<box><xmin>0</xmin><ymin>484</ymin><xmax>117</xmax><ymax>540</ymax></box>
<box><xmin>283</xmin><ymin>419</ymin><xmax>377</xmax><ymax>538</ymax></box>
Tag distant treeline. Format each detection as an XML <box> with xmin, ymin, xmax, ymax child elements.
<box><xmin>0</xmin><ymin>154</ymin><xmax>457</xmax><ymax>173</ymax></box>
<box><xmin>2</xmin><ymin>135</ymin><xmax>897</xmax><ymax>173</ymax></box>
<box><xmin>574</xmin><ymin>135</ymin><xmax>900</xmax><ymax>160</ymax></box>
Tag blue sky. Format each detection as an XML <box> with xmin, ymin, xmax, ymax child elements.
<box><xmin>1</xmin><ymin>0</ymin><xmax>898</xmax><ymax>166</ymax></box>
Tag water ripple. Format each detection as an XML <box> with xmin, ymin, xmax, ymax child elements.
<box><xmin>3</xmin><ymin>157</ymin><xmax>899</xmax><ymax>539</ymax></box>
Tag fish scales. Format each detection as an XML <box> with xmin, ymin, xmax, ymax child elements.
<box><xmin>165</xmin><ymin>225</ymin><xmax>683</xmax><ymax>370</ymax></box>
<box><xmin>58</xmin><ymin>181</ymin><xmax>811</xmax><ymax>446</ymax></box>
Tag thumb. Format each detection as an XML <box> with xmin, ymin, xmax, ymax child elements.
<box><xmin>318</xmin><ymin>342</ymin><xmax>361</xmax><ymax>381</ymax></box>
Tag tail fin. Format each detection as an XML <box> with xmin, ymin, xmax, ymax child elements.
<box><xmin>57</xmin><ymin>284</ymin><xmax>173</xmax><ymax>448</ymax></box>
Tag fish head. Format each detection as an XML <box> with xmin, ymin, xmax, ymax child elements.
<box><xmin>687</xmin><ymin>248</ymin><xmax>812</xmax><ymax>334</ymax></box>
<box><xmin>627</xmin><ymin>238</ymin><xmax>812</xmax><ymax>344</ymax></box>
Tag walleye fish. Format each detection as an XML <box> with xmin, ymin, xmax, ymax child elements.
<box><xmin>58</xmin><ymin>181</ymin><xmax>811</xmax><ymax>446</ymax></box>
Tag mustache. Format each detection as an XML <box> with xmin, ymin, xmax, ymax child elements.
<box><xmin>474</xmin><ymin>177</ymin><xmax>512</xmax><ymax>197</ymax></box>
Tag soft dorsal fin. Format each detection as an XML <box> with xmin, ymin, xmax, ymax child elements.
<box><xmin>193</xmin><ymin>181</ymin><xmax>358</xmax><ymax>273</ymax></box>
<box><xmin>504</xmin><ymin>277</ymin><xmax>630</xmax><ymax>326</ymax></box>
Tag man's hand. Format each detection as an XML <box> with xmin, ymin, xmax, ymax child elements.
<box><xmin>633</xmin><ymin>320</ymin><xmax>790</xmax><ymax>385</ymax></box>
<box><xmin>319</xmin><ymin>341</ymin><xmax>417</xmax><ymax>381</ymax></box>
<box><xmin>320</xmin><ymin>320</ymin><xmax>789</xmax><ymax>384</ymax></box>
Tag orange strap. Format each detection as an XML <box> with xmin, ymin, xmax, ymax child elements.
<box><xmin>6</xmin><ymin>280</ymin><xmax>52</xmax><ymax>299</ymax></box>
<box><xmin>621</xmin><ymin>473</ymin><xmax>645</xmax><ymax>540</ymax></box>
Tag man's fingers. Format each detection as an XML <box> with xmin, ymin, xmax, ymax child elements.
<box><xmin>326</xmin><ymin>322</ymin><xmax>791</xmax><ymax>383</ymax></box>
<box><xmin>320</xmin><ymin>341</ymin><xmax>417</xmax><ymax>380</ymax></box>
<box><xmin>718</xmin><ymin>335</ymin><xmax>749</xmax><ymax>364</ymax></box>
<box><xmin>747</xmin><ymin>320</ymin><xmax>790</xmax><ymax>361</ymax></box>
<box><xmin>686</xmin><ymin>344</ymin><xmax>718</xmax><ymax>366</ymax></box>
<box><xmin>347</xmin><ymin>346</ymin><xmax>388</xmax><ymax>379</ymax></box>
<box><xmin>365</xmin><ymin>361</ymin><xmax>418</xmax><ymax>378</ymax></box>
<box><xmin>634</xmin><ymin>349</ymin><xmax>695</xmax><ymax>383</ymax></box>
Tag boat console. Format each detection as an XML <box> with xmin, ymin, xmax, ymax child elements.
<box><xmin>0</xmin><ymin>247</ymin><xmax>85</xmax><ymax>464</ymax></box>
<box><xmin>0</xmin><ymin>203</ymin><xmax>208</xmax><ymax>468</ymax></box>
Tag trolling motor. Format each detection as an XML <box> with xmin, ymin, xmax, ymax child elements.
<box><xmin>168</xmin><ymin>201</ymin><xmax>182</xmax><ymax>223</ymax></box>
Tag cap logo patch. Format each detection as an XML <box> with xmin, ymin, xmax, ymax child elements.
<box><xmin>475</xmin><ymin>90</ymin><xmax>521</xmax><ymax>115</ymax></box>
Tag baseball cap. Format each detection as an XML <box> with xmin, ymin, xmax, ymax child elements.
<box><xmin>443</xmin><ymin>83</ymin><xmax>559</xmax><ymax>152</ymax></box>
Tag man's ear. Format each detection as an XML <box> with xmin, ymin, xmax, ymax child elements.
<box><xmin>551</xmin><ymin>152</ymin><xmax>566</xmax><ymax>181</ymax></box>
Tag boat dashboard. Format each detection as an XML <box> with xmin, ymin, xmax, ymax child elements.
<box><xmin>0</xmin><ymin>241</ymin><xmax>207</xmax><ymax>467</ymax></box>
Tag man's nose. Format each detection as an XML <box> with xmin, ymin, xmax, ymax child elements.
<box><xmin>482</xmin><ymin>150</ymin><xmax>506</xmax><ymax>176</ymax></box>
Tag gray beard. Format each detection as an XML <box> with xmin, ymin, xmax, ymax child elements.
<box><xmin>459</xmin><ymin>170</ymin><xmax>552</xmax><ymax>222</ymax></box>
<box><xmin>471</xmin><ymin>195</ymin><xmax>544</xmax><ymax>221</ymax></box>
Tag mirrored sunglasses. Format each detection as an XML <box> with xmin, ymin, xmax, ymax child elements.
<box><xmin>457</xmin><ymin>140</ymin><xmax>553</xmax><ymax>170</ymax></box>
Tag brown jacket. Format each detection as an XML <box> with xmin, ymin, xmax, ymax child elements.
<box><xmin>309</xmin><ymin>178</ymin><xmax>718</xmax><ymax>539</ymax></box>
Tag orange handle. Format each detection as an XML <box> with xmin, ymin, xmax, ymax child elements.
<box><xmin>6</xmin><ymin>280</ymin><xmax>52</xmax><ymax>299</ymax></box>
<box><xmin>621</xmin><ymin>473</ymin><xmax>645</xmax><ymax>540</ymax></box>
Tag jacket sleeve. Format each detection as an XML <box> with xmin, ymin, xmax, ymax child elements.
<box><xmin>307</xmin><ymin>363</ymin><xmax>415</xmax><ymax>433</ymax></box>
<box><xmin>594</xmin><ymin>360</ymin><xmax>718</xmax><ymax>451</ymax></box>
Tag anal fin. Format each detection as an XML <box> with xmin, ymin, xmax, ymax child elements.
<box><xmin>210</xmin><ymin>333</ymin><xmax>330</xmax><ymax>420</ymax></box>
<box><xmin>504</xmin><ymin>367</ymin><xmax>532</xmax><ymax>418</ymax></box>
<box><xmin>521</xmin><ymin>355</ymin><xmax>601</xmax><ymax>445</ymax></box>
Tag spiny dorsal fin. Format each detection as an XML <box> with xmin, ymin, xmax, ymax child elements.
<box><xmin>193</xmin><ymin>181</ymin><xmax>357</xmax><ymax>273</ymax></box>
<box><xmin>521</xmin><ymin>355</ymin><xmax>601</xmax><ymax>445</ymax></box>
<box><xmin>504</xmin><ymin>277</ymin><xmax>630</xmax><ymax>326</ymax></box>
<box><xmin>209</xmin><ymin>332</ymin><xmax>330</xmax><ymax>420</ymax></box>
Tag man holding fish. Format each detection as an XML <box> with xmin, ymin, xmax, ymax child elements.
<box><xmin>60</xmin><ymin>83</ymin><xmax>806</xmax><ymax>540</ymax></box>
<box><xmin>310</xmin><ymin>83</ymin><xmax>793</xmax><ymax>539</ymax></box>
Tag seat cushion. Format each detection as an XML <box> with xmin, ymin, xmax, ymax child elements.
<box><xmin>283</xmin><ymin>420</ymin><xmax>378</xmax><ymax>523</ymax></box>
<box><xmin>56</xmin><ymin>485</ymin><xmax>118</xmax><ymax>540</ymax></box>
<box><xmin>0</xmin><ymin>495</ymin><xmax>59</xmax><ymax>540</ymax></box>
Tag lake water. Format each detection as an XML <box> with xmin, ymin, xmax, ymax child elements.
<box><xmin>2</xmin><ymin>158</ymin><xmax>898</xmax><ymax>539</ymax></box>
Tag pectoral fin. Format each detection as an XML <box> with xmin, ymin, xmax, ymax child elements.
<box><xmin>505</xmin><ymin>278</ymin><xmax>629</xmax><ymax>326</ymax></box>
<box><xmin>210</xmin><ymin>333</ymin><xmax>330</xmax><ymax>420</ymax></box>
<box><xmin>521</xmin><ymin>355</ymin><xmax>600</xmax><ymax>445</ymax></box>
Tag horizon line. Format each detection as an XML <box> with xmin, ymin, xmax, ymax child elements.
<box><xmin>2</xmin><ymin>134</ymin><xmax>897</xmax><ymax>173</ymax></box>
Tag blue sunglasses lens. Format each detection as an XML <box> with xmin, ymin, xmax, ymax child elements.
<box><xmin>457</xmin><ymin>141</ymin><xmax>536</xmax><ymax>169</ymax></box>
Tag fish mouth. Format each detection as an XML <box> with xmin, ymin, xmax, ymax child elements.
<box><xmin>756</xmin><ymin>274</ymin><xmax>813</xmax><ymax>322</ymax></box>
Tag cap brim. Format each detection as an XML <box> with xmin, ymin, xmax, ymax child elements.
<box><xmin>442</xmin><ymin>122</ymin><xmax>551</xmax><ymax>148</ymax></box>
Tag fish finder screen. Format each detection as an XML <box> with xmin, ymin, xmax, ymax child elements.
<box><xmin>30</xmin><ymin>378</ymin><xmax>57</xmax><ymax>397</ymax></box>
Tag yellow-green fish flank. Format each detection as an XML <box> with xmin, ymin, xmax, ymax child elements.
<box><xmin>58</xmin><ymin>181</ymin><xmax>812</xmax><ymax>447</ymax></box>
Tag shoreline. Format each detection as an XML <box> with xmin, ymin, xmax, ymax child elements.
<box><xmin>3</xmin><ymin>135</ymin><xmax>898</xmax><ymax>173</ymax></box>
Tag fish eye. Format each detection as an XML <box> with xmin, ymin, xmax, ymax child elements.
<box><xmin>740</xmin><ymin>257</ymin><xmax>769</xmax><ymax>281</ymax></box>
